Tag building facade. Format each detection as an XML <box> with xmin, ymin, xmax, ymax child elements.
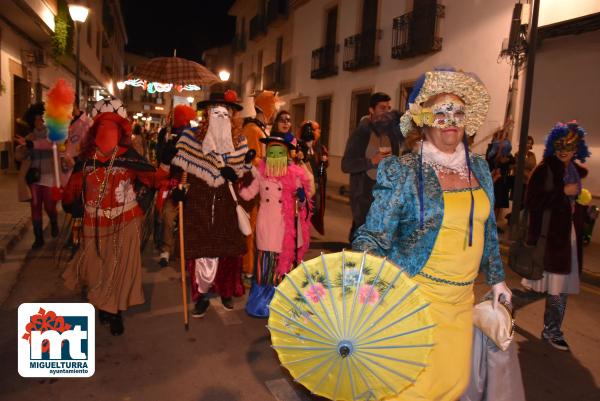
<box><xmin>230</xmin><ymin>0</ymin><xmax>517</xmax><ymax>184</ymax></box>
<box><xmin>230</xmin><ymin>0</ymin><xmax>599</xmax><ymax>191</ymax></box>
<box><xmin>229</xmin><ymin>0</ymin><xmax>295</xmax><ymax>114</ymax></box>
<box><xmin>0</xmin><ymin>0</ymin><xmax>127</xmax><ymax>169</ymax></box>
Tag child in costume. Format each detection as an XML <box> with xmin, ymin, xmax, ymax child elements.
<box><xmin>62</xmin><ymin>99</ymin><xmax>174</xmax><ymax>336</ymax></box>
<box><xmin>240</xmin><ymin>90</ymin><xmax>282</xmax><ymax>279</ymax></box>
<box><xmin>240</xmin><ymin>132</ymin><xmax>312</xmax><ymax>318</ymax></box>
<box><xmin>170</xmin><ymin>91</ymin><xmax>255</xmax><ymax>317</ymax></box>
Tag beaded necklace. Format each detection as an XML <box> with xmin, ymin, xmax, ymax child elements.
<box><xmin>92</xmin><ymin>147</ymin><xmax>118</xmax><ymax>208</ymax></box>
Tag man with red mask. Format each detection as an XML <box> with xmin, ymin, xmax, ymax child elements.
<box><xmin>171</xmin><ymin>90</ymin><xmax>256</xmax><ymax>318</ymax></box>
<box><xmin>62</xmin><ymin>99</ymin><xmax>175</xmax><ymax>336</ymax></box>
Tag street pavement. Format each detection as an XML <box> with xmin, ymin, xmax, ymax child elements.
<box><xmin>0</xmin><ymin>197</ymin><xmax>599</xmax><ymax>401</ymax></box>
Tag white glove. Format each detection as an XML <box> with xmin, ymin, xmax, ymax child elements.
<box><xmin>491</xmin><ymin>281</ymin><xmax>512</xmax><ymax>309</ymax></box>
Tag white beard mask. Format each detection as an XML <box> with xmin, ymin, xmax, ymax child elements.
<box><xmin>202</xmin><ymin>106</ymin><xmax>235</xmax><ymax>156</ymax></box>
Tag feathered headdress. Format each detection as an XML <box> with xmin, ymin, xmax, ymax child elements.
<box><xmin>44</xmin><ymin>79</ymin><xmax>75</xmax><ymax>143</ymax></box>
<box><xmin>544</xmin><ymin>121</ymin><xmax>590</xmax><ymax>163</ymax></box>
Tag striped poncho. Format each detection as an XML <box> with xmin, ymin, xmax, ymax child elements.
<box><xmin>172</xmin><ymin>129</ymin><xmax>250</xmax><ymax>187</ymax></box>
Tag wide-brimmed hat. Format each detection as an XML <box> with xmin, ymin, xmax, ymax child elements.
<box><xmin>400</xmin><ymin>69</ymin><xmax>490</xmax><ymax>137</ymax></box>
<box><xmin>260</xmin><ymin>132</ymin><xmax>296</xmax><ymax>150</ymax></box>
<box><xmin>197</xmin><ymin>90</ymin><xmax>243</xmax><ymax>111</ymax></box>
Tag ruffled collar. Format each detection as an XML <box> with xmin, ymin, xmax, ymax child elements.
<box><xmin>420</xmin><ymin>140</ymin><xmax>469</xmax><ymax>178</ymax></box>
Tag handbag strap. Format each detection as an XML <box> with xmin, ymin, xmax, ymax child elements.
<box><xmin>227</xmin><ymin>181</ymin><xmax>239</xmax><ymax>205</ymax></box>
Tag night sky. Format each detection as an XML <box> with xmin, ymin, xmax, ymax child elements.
<box><xmin>120</xmin><ymin>0</ymin><xmax>236</xmax><ymax>63</ymax></box>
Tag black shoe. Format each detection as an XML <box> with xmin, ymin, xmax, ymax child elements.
<box><xmin>192</xmin><ymin>298</ymin><xmax>210</xmax><ymax>318</ymax></box>
<box><xmin>544</xmin><ymin>336</ymin><xmax>570</xmax><ymax>351</ymax></box>
<box><xmin>50</xmin><ymin>218</ymin><xmax>59</xmax><ymax>238</ymax></box>
<box><xmin>159</xmin><ymin>257</ymin><xmax>169</xmax><ymax>268</ymax></box>
<box><xmin>109</xmin><ymin>312</ymin><xmax>124</xmax><ymax>336</ymax></box>
<box><xmin>98</xmin><ymin>310</ymin><xmax>110</xmax><ymax>325</ymax></box>
<box><xmin>31</xmin><ymin>237</ymin><xmax>44</xmax><ymax>249</ymax></box>
<box><xmin>221</xmin><ymin>297</ymin><xmax>234</xmax><ymax>311</ymax></box>
<box><xmin>32</xmin><ymin>221</ymin><xmax>44</xmax><ymax>249</ymax></box>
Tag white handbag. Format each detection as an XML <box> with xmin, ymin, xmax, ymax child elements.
<box><xmin>228</xmin><ymin>182</ymin><xmax>252</xmax><ymax>236</ymax></box>
<box><xmin>472</xmin><ymin>296</ymin><xmax>515</xmax><ymax>352</ymax></box>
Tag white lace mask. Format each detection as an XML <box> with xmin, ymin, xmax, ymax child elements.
<box><xmin>202</xmin><ymin>106</ymin><xmax>235</xmax><ymax>156</ymax></box>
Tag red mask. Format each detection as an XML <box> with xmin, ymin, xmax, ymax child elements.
<box><xmin>95</xmin><ymin>120</ymin><xmax>119</xmax><ymax>154</ymax></box>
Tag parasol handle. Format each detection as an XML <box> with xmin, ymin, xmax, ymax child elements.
<box><xmin>178</xmin><ymin>172</ymin><xmax>189</xmax><ymax>330</ymax></box>
<box><xmin>52</xmin><ymin>143</ymin><xmax>61</xmax><ymax>188</ymax></box>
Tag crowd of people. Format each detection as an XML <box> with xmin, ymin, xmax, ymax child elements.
<box><xmin>15</xmin><ymin>88</ymin><xmax>329</xmax><ymax>336</ymax></box>
<box><xmin>13</xmin><ymin>66</ymin><xmax>592</xmax><ymax>400</ymax></box>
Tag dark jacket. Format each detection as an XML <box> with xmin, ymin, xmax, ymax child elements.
<box><xmin>341</xmin><ymin>118</ymin><xmax>400</xmax><ymax>226</ymax></box>
<box><xmin>526</xmin><ymin>156</ymin><xmax>587</xmax><ymax>274</ymax></box>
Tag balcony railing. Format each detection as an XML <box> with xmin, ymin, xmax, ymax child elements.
<box><xmin>311</xmin><ymin>44</ymin><xmax>339</xmax><ymax>79</ymax></box>
<box><xmin>392</xmin><ymin>3</ymin><xmax>445</xmax><ymax>60</ymax></box>
<box><xmin>343</xmin><ymin>30</ymin><xmax>382</xmax><ymax>71</ymax></box>
<box><xmin>263</xmin><ymin>62</ymin><xmax>280</xmax><ymax>91</ymax></box>
<box><xmin>249</xmin><ymin>14</ymin><xmax>266</xmax><ymax>41</ymax></box>
<box><xmin>232</xmin><ymin>35</ymin><xmax>246</xmax><ymax>53</ymax></box>
<box><xmin>263</xmin><ymin>60</ymin><xmax>291</xmax><ymax>92</ymax></box>
<box><xmin>265</xmin><ymin>0</ymin><xmax>289</xmax><ymax>26</ymax></box>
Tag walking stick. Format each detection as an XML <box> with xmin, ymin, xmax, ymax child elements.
<box><xmin>178</xmin><ymin>172</ymin><xmax>189</xmax><ymax>330</ymax></box>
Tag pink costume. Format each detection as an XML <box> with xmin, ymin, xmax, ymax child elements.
<box><xmin>240</xmin><ymin>159</ymin><xmax>312</xmax><ymax>275</ymax></box>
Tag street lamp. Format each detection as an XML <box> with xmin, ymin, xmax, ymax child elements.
<box><xmin>218</xmin><ymin>70</ymin><xmax>230</xmax><ymax>82</ymax></box>
<box><xmin>68</xmin><ymin>2</ymin><xmax>90</xmax><ymax>107</ymax></box>
<box><xmin>116</xmin><ymin>81</ymin><xmax>126</xmax><ymax>90</ymax></box>
<box><xmin>186</xmin><ymin>96</ymin><xmax>195</xmax><ymax>104</ymax></box>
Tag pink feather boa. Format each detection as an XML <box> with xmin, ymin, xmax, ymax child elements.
<box><xmin>257</xmin><ymin>160</ymin><xmax>312</xmax><ymax>276</ymax></box>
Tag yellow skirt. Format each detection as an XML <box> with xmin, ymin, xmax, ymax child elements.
<box><xmin>385</xmin><ymin>281</ymin><xmax>474</xmax><ymax>401</ymax></box>
<box><xmin>385</xmin><ymin>189</ymin><xmax>489</xmax><ymax>400</ymax></box>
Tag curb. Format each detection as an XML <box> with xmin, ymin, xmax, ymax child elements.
<box><xmin>326</xmin><ymin>192</ymin><xmax>350</xmax><ymax>205</ymax></box>
<box><xmin>581</xmin><ymin>269</ymin><xmax>600</xmax><ymax>287</ymax></box>
<box><xmin>499</xmin><ymin>241</ymin><xmax>600</xmax><ymax>287</ymax></box>
<box><xmin>0</xmin><ymin>217</ymin><xmax>31</xmax><ymax>263</ymax></box>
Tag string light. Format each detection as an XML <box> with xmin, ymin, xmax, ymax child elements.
<box><xmin>121</xmin><ymin>79</ymin><xmax>200</xmax><ymax>93</ymax></box>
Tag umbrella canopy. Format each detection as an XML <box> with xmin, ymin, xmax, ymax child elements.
<box><xmin>130</xmin><ymin>56</ymin><xmax>219</xmax><ymax>86</ymax></box>
<box><xmin>268</xmin><ymin>251</ymin><xmax>434</xmax><ymax>401</ymax></box>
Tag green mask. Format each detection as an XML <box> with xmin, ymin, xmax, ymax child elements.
<box><xmin>266</xmin><ymin>144</ymin><xmax>288</xmax><ymax>177</ymax></box>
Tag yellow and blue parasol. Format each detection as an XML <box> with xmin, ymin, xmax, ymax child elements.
<box><xmin>268</xmin><ymin>251</ymin><xmax>434</xmax><ymax>401</ymax></box>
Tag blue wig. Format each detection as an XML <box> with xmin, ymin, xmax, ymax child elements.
<box><xmin>543</xmin><ymin>122</ymin><xmax>590</xmax><ymax>163</ymax></box>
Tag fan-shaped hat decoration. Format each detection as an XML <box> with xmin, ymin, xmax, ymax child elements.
<box><xmin>91</xmin><ymin>99</ymin><xmax>131</xmax><ymax>134</ymax></box>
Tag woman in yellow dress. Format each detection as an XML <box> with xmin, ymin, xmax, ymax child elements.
<box><xmin>353</xmin><ymin>68</ymin><xmax>512</xmax><ymax>400</ymax></box>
